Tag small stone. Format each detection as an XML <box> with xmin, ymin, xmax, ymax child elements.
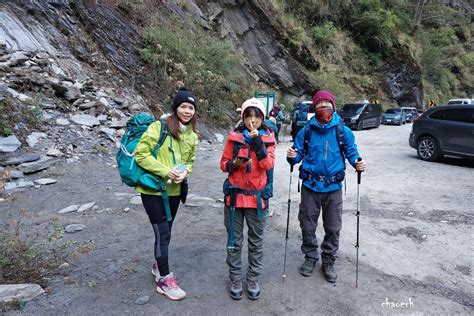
<box><xmin>34</xmin><ymin>178</ymin><xmax>57</xmax><ymax>185</ymax></box>
<box><xmin>59</xmin><ymin>262</ymin><xmax>70</xmax><ymax>269</ymax></box>
<box><xmin>4</xmin><ymin>180</ymin><xmax>34</xmax><ymax>190</ymax></box>
<box><xmin>77</xmin><ymin>202</ymin><xmax>95</xmax><ymax>213</ymax></box>
<box><xmin>134</xmin><ymin>295</ymin><xmax>149</xmax><ymax>305</ymax></box>
<box><xmin>65</xmin><ymin>224</ymin><xmax>85</xmax><ymax>233</ymax></box>
<box><xmin>58</xmin><ymin>205</ymin><xmax>80</xmax><ymax>214</ymax></box>
<box><xmin>0</xmin><ymin>135</ymin><xmax>21</xmax><ymax>153</ymax></box>
<box><xmin>0</xmin><ymin>284</ymin><xmax>44</xmax><ymax>303</ymax></box>
<box><xmin>214</xmin><ymin>133</ymin><xmax>224</xmax><ymax>143</ymax></box>
<box><xmin>8</xmin><ymin>170</ymin><xmax>24</xmax><ymax>179</ymax></box>
<box><xmin>129</xmin><ymin>196</ymin><xmax>142</xmax><ymax>205</ymax></box>
<box><xmin>56</xmin><ymin>118</ymin><xmax>70</xmax><ymax>126</ymax></box>
<box><xmin>47</xmin><ymin>148</ymin><xmax>62</xmax><ymax>157</ymax></box>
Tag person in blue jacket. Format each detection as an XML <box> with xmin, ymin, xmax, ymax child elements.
<box><xmin>286</xmin><ymin>90</ymin><xmax>366</xmax><ymax>283</ymax></box>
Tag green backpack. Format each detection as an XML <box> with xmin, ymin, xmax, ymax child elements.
<box><xmin>116</xmin><ymin>113</ymin><xmax>172</xmax><ymax>220</ymax></box>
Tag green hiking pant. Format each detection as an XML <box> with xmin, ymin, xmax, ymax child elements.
<box><xmin>224</xmin><ymin>206</ymin><xmax>266</xmax><ymax>282</ymax></box>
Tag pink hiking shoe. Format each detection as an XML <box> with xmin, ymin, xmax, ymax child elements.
<box><xmin>156</xmin><ymin>273</ymin><xmax>186</xmax><ymax>301</ymax></box>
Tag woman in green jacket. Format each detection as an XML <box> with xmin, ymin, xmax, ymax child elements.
<box><xmin>135</xmin><ymin>87</ymin><xmax>199</xmax><ymax>301</ymax></box>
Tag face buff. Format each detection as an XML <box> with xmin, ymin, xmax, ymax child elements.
<box><xmin>315</xmin><ymin>107</ymin><xmax>333</xmax><ymax>124</ymax></box>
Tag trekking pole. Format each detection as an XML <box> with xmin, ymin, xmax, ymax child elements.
<box><xmin>355</xmin><ymin>158</ymin><xmax>362</xmax><ymax>288</ymax></box>
<box><xmin>282</xmin><ymin>157</ymin><xmax>294</xmax><ymax>282</ymax></box>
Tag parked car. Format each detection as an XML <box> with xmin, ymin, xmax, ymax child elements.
<box><xmin>401</xmin><ymin>107</ymin><xmax>419</xmax><ymax>123</ymax></box>
<box><xmin>382</xmin><ymin>108</ymin><xmax>404</xmax><ymax>125</ymax></box>
<box><xmin>382</xmin><ymin>108</ymin><xmax>406</xmax><ymax>125</ymax></box>
<box><xmin>339</xmin><ymin>103</ymin><xmax>382</xmax><ymax>130</ymax></box>
<box><xmin>447</xmin><ymin>98</ymin><xmax>473</xmax><ymax>105</ymax></box>
<box><xmin>409</xmin><ymin>105</ymin><xmax>474</xmax><ymax>161</ymax></box>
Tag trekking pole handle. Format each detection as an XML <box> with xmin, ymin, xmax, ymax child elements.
<box><xmin>289</xmin><ymin>147</ymin><xmax>296</xmax><ymax>172</ymax></box>
<box><xmin>357</xmin><ymin>158</ymin><xmax>362</xmax><ymax>184</ymax></box>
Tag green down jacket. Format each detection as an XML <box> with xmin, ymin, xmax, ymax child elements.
<box><xmin>134</xmin><ymin>120</ymin><xmax>198</xmax><ymax>196</ymax></box>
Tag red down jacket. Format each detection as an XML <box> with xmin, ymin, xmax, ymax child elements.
<box><xmin>220</xmin><ymin>128</ymin><xmax>276</xmax><ymax>209</ymax></box>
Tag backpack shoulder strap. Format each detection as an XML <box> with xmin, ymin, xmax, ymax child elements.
<box><xmin>303</xmin><ymin>125</ymin><xmax>311</xmax><ymax>156</ymax></box>
<box><xmin>157</xmin><ymin>118</ymin><xmax>169</xmax><ymax>149</ymax></box>
<box><xmin>335</xmin><ymin>121</ymin><xmax>346</xmax><ymax>163</ymax></box>
<box><xmin>151</xmin><ymin>118</ymin><xmax>169</xmax><ymax>157</ymax></box>
<box><xmin>232</xmin><ymin>140</ymin><xmax>243</xmax><ymax>159</ymax></box>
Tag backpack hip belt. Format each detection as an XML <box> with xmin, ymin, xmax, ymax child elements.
<box><xmin>300</xmin><ymin>169</ymin><xmax>345</xmax><ymax>185</ymax></box>
<box><xmin>233</xmin><ymin>188</ymin><xmax>266</xmax><ymax>219</ymax></box>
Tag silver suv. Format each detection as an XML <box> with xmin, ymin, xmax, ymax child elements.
<box><xmin>409</xmin><ymin>105</ymin><xmax>474</xmax><ymax>161</ymax></box>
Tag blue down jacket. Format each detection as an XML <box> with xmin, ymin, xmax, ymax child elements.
<box><xmin>288</xmin><ymin>113</ymin><xmax>361</xmax><ymax>193</ymax></box>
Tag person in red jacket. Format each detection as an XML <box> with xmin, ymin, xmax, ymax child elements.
<box><xmin>220</xmin><ymin>98</ymin><xmax>276</xmax><ymax>301</ymax></box>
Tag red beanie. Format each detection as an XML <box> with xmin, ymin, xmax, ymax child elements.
<box><xmin>312</xmin><ymin>90</ymin><xmax>336</xmax><ymax>110</ymax></box>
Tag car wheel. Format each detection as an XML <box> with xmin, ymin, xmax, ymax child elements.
<box><xmin>417</xmin><ymin>136</ymin><xmax>441</xmax><ymax>162</ymax></box>
<box><xmin>375</xmin><ymin>118</ymin><xmax>381</xmax><ymax>128</ymax></box>
<box><xmin>356</xmin><ymin>120</ymin><xmax>363</xmax><ymax>131</ymax></box>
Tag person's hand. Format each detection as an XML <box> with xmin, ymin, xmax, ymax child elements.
<box><xmin>233</xmin><ymin>157</ymin><xmax>252</xmax><ymax>167</ymax></box>
<box><xmin>287</xmin><ymin>147</ymin><xmax>297</xmax><ymax>159</ymax></box>
<box><xmin>355</xmin><ymin>159</ymin><xmax>367</xmax><ymax>172</ymax></box>
<box><xmin>248</xmin><ymin>121</ymin><xmax>259</xmax><ymax>138</ymax></box>
<box><xmin>167</xmin><ymin>169</ymin><xmax>180</xmax><ymax>181</ymax></box>
<box><xmin>173</xmin><ymin>170</ymin><xmax>188</xmax><ymax>184</ymax></box>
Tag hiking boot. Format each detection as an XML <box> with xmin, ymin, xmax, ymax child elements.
<box><xmin>246</xmin><ymin>279</ymin><xmax>261</xmax><ymax>300</ymax></box>
<box><xmin>229</xmin><ymin>279</ymin><xmax>243</xmax><ymax>300</ymax></box>
<box><xmin>321</xmin><ymin>263</ymin><xmax>337</xmax><ymax>283</ymax></box>
<box><xmin>156</xmin><ymin>273</ymin><xmax>186</xmax><ymax>301</ymax></box>
<box><xmin>299</xmin><ymin>259</ymin><xmax>317</xmax><ymax>277</ymax></box>
<box><xmin>151</xmin><ymin>260</ymin><xmax>160</xmax><ymax>282</ymax></box>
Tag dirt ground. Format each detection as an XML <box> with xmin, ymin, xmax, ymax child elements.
<box><xmin>3</xmin><ymin>123</ymin><xmax>473</xmax><ymax>315</ymax></box>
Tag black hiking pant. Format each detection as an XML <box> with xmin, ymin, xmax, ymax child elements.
<box><xmin>141</xmin><ymin>194</ymin><xmax>181</xmax><ymax>276</ymax></box>
<box><xmin>298</xmin><ymin>186</ymin><xmax>343</xmax><ymax>264</ymax></box>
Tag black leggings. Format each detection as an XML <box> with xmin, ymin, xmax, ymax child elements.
<box><xmin>141</xmin><ymin>194</ymin><xmax>181</xmax><ymax>276</ymax></box>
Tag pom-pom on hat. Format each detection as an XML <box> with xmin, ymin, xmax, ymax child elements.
<box><xmin>172</xmin><ymin>87</ymin><xmax>197</xmax><ymax>111</ymax></box>
<box><xmin>312</xmin><ymin>90</ymin><xmax>336</xmax><ymax>110</ymax></box>
<box><xmin>240</xmin><ymin>98</ymin><xmax>265</xmax><ymax>119</ymax></box>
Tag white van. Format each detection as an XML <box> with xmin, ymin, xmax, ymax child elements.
<box><xmin>447</xmin><ymin>98</ymin><xmax>473</xmax><ymax>105</ymax></box>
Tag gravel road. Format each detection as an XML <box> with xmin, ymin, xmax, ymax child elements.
<box><xmin>4</xmin><ymin>123</ymin><xmax>473</xmax><ymax>315</ymax></box>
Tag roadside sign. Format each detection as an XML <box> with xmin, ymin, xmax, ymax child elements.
<box><xmin>255</xmin><ymin>92</ymin><xmax>275</xmax><ymax>116</ymax></box>
<box><xmin>427</xmin><ymin>99</ymin><xmax>436</xmax><ymax>107</ymax></box>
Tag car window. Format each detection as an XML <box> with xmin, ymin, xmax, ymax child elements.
<box><xmin>444</xmin><ymin>109</ymin><xmax>474</xmax><ymax>123</ymax></box>
<box><xmin>341</xmin><ymin>104</ymin><xmax>364</xmax><ymax>114</ymax></box>
<box><xmin>430</xmin><ymin>109</ymin><xmax>474</xmax><ymax>123</ymax></box>
<box><xmin>385</xmin><ymin>109</ymin><xmax>397</xmax><ymax>114</ymax></box>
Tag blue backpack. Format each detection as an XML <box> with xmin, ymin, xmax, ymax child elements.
<box><xmin>116</xmin><ymin>113</ymin><xmax>172</xmax><ymax>221</ymax></box>
<box><xmin>294</xmin><ymin>102</ymin><xmax>309</xmax><ymax>127</ymax></box>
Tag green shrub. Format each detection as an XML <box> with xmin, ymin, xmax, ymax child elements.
<box><xmin>311</xmin><ymin>22</ymin><xmax>337</xmax><ymax>48</ymax></box>
<box><xmin>140</xmin><ymin>21</ymin><xmax>253</xmax><ymax>122</ymax></box>
<box><xmin>432</xmin><ymin>27</ymin><xmax>455</xmax><ymax>47</ymax></box>
<box><xmin>1</xmin><ymin>222</ymin><xmax>63</xmax><ymax>288</ymax></box>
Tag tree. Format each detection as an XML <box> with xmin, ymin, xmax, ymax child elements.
<box><xmin>412</xmin><ymin>0</ymin><xmax>431</xmax><ymax>34</ymax></box>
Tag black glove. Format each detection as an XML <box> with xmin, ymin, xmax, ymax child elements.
<box><xmin>252</xmin><ymin>136</ymin><xmax>268</xmax><ymax>161</ymax></box>
<box><xmin>226</xmin><ymin>159</ymin><xmax>237</xmax><ymax>172</ymax></box>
